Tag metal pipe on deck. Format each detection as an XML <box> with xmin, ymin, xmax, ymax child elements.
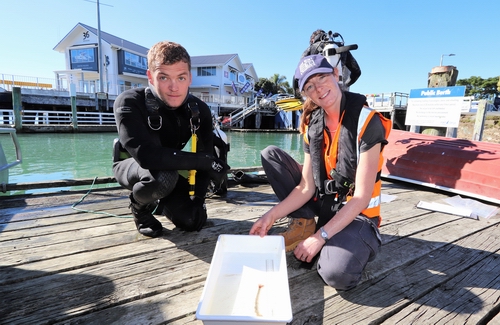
<box><xmin>12</xmin><ymin>87</ymin><xmax>22</xmax><ymax>131</ymax></box>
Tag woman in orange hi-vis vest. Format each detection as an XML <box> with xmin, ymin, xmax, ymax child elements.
<box><xmin>250</xmin><ymin>55</ymin><xmax>391</xmax><ymax>290</ymax></box>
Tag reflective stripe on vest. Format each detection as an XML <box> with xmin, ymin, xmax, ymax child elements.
<box><xmin>353</xmin><ymin>109</ymin><xmax>391</xmax><ymax>220</ymax></box>
<box><xmin>329</xmin><ymin>108</ymin><xmax>390</xmax><ymax>220</ymax></box>
<box><xmin>356</xmin><ymin>107</ymin><xmax>376</xmax><ymax>165</ymax></box>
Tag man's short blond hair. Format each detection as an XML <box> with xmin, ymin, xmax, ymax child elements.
<box><xmin>147</xmin><ymin>41</ymin><xmax>191</xmax><ymax>72</ymax></box>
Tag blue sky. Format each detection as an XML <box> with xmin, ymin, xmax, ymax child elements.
<box><xmin>1</xmin><ymin>0</ymin><xmax>499</xmax><ymax>96</ymax></box>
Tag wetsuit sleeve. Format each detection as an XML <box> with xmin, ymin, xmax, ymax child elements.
<box><xmin>359</xmin><ymin>114</ymin><xmax>388</xmax><ymax>152</ymax></box>
<box><xmin>114</xmin><ymin>90</ymin><xmax>214</xmax><ymax>171</ymax></box>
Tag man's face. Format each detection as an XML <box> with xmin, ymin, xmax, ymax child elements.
<box><xmin>147</xmin><ymin>61</ymin><xmax>192</xmax><ymax>108</ymax></box>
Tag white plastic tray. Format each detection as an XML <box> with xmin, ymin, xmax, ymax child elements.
<box><xmin>196</xmin><ymin>234</ymin><xmax>292</xmax><ymax>325</ymax></box>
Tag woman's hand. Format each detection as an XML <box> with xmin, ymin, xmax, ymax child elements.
<box><xmin>293</xmin><ymin>232</ymin><xmax>324</xmax><ymax>263</ymax></box>
<box><xmin>249</xmin><ymin>213</ymin><xmax>275</xmax><ymax>237</ymax></box>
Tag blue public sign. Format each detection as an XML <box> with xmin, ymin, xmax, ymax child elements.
<box><xmin>409</xmin><ymin>86</ymin><xmax>466</xmax><ymax>98</ymax></box>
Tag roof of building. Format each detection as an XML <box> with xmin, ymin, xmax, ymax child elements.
<box><xmin>80</xmin><ymin>22</ymin><xmax>150</xmax><ymax>54</ymax></box>
<box><xmin>191</xmin><ymin>54</ymin><xmax>238</xmax><ymax>66</ymax></box>
<box><xmin>53</xmin><ymin>23</ymin><xmax>257</xmax><ymax>78</ymax></box>
<box><xmin>53</xmin><ymin>22</ymin><xmax>149</xmax><ymax>55</ymax></box>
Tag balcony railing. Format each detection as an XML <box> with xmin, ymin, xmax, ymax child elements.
<box><xmin>1</xmin><ymin>74</ymin><xmax>56</xmax><ymax>91</ymax></box>
<box><xmin>1</xmin><ymin>73</ymin><xmax>254</xmax><ymax>110</ymax></box>
<box><xmin>0</xmin><ymin>73</ymin><xmax>143</xmax><ymax>96</ymax></box>
<box><xmin>0</xmin><ymin>109</ymin><xmax>116</xmax><ymax>126</ymax></box>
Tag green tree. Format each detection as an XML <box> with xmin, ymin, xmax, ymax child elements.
<box><xmin>269</xmin><ymin>73</ymin><xmax>293</xmax><ymax>94</ymax></box>
<box><xmin>254</xmin><ymin>74</ymin><xmax>294</xmax><ymax>96</ymax></box>
<box><xmin>254</xmin><ymin>78</ymin><xmax>275</xmax><ymax>96</ymax></box>
<box><xmin>456</xmin><ymin>76</ymin><xmax>500</xmax><ymax>99</ymax></box>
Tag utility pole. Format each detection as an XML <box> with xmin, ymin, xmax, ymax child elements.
<box><xmin>97</xmin><ymin>0</ymin><xmax>104</xmax><ymax>94</ymax></box>
<box><xmin>85</xmin><ymin>0</ymin><xmax>112</xmax><ymax>111</ymax></box>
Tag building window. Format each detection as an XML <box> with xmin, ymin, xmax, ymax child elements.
<box><xmin>197</xmin><ymin>66</ymin><xmax>216</xmax><ymax>76</ymax></box>
<box><xmin>125</xmin><ymin>52</ymin><xmax>147</xmax><ymax>69</ymax></box>
<box><xmin>118</xmin><ymin>50</ymin><xmax>147</xmax><ymax>75</ymax></box>
<box><xmin>237</xmin><ymin>73</ymin><xmax>246</xmax><ymax>84</ymax></box>
<box><xmin>69</xmin><ymin>47</ymin><xmax>98</xmax><ymax>71</ymax></box>
<box><xmin>229</xmin><ymin>70</ymin><xmax>237</xmax><ymax>82</ymax></box>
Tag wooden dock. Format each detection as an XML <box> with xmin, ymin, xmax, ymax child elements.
<box><xmin>1</xmin><ymin>179</ymin><xmax>499</xmax><ymax>324</ymax></box>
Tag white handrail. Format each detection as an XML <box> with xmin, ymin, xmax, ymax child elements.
<box><xmin>0</xmin><ymin>128</ymin><xmax>22</xmax><ymax>172</ymax></box>
<box><xmin>0</xmin><ymin>109</ymin><xmax>116</xmax><ymax>126</ymax></box>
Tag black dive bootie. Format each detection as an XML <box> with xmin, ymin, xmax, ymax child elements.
<box><xmin>129</xmin><ymin>194</ymin><xmax>163</xmax><ymax>237</ymax></box>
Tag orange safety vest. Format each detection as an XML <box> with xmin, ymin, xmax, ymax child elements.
<box><xmin>305</xmin><ymin>93</ymin><xmax>391</xmax><ymax>225</ymax></box>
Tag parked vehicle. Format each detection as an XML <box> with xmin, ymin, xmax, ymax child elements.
<box><xmin>259</xmin><ymin>93</ymin><xmax>294</xmax><ymax>109</ymax></box>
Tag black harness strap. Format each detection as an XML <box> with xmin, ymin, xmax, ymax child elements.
<box><xmin>144</xmin><ymin>88</ymin><xmax>200</xmax><ymax>134</ymax></box>
<box><xmin>187</xmin><ymin>98</ymin><xmax>200</xmax><ymax>134</ymax></box>
<box><xmin>145</xmin><ymin>87</ymin><xmax>162</xmax><ymax>130</ymax></box>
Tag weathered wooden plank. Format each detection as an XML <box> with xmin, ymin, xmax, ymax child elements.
<box><xmin>0</xmin><ymin>189</ymin><xmax>279</xmax><ymax>284</ymax></box>
<box><xmin>0</xmin><ymin>187</ymin><xmax>128</xmax><ymax>207</ymax></box>
<box><xmin>383</xmin><ymin>252</ymin><xmax>500</xmax><ymax>324</ymax></box>
<box><xmin>0</xmin><ymin>243</ymin><xmax>215</xmax><ymax>324</ymax></box>
<box><xmin>0</xmin><ymin>181</ymin><xmax>498</xmax><ymax>325</ymax></box>
<box><xmin>0</xmin><ymin>191</ymin><xmax>129</xmax><ymax>222</ymax></box>
<box><xmin>4</xmin><ymin>279</ymin><xmax>206</xmax><ymax>325</ymax></box>
<box><xmin>284</xmin><ymin>209</ymin><xmax>500</xmax><ymax>323</ymax></box>
<box><xmin>0</xmin><ymin>217</ymin><xmax>131</xmax><ymax>251</ymax></box>
<box><xmin>289</xmin><ymin>219</ymin><xmax>500</xmax><ymax>324</ymax></box>
<box><xmin>0</xmin><ymin>208</ymin><xmax>130</xmax><ymax>240</ymax></box>
<box><xmin>0</xmin><ymin>184</ymin><xmax>275</xmax><ymax>254</ymax></box>
<box><xmin>0</xmin><ymin>182</ymin><xmax>484</xmax><ymax>278</ymax></box>
<box><xmin>2</xmin><ymin>167</ymin><xmax>263</xmax><ymax>192</ymax></box>
<box><xmin>489</xmin><ymin>312</ymin><xmax>500</xmax><ymax>325</ymax></box>
<box><xmin>381</xmin><ymin>212</ymin><xmax>464</xmax><ymax>245</ymax></box>
<box><xmin>0</xmin><ymin>187</ymin><xmax>288</xmax><ymax>324</ymax></box>
<box><xmin>0</xmin><ymin>186</ymin><xmax>274</xmax><ymax>235</ymax></box>
<box><xmin>4</xmin><ymin>177</ymin><xmax>119</xmax><ymax>191</ymax></box>
<box><xmin>0</xmin><ymin>211</ymin><xmax>256</xmax><ymax>268</ymax></box>
<box><xmin>31</xmin><ymin>200</ymin><xmax>492</xmax><ymax>320</ymax></box>
<box><xmin>0</xmin><ymin>230</ymin><xmax>307</xmax><ymax>324</ymax></box>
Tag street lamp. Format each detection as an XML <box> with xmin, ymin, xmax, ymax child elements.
<box><xmin>96</xmin><ymin>0</ymin><xmax>104</xmax><ymax>93</ymax></box>
<box><xmin>84</xmin><ymin>0</ymin><xmax>112</xmax><ymax>92</ymax></box>
<box><xmin>440</xmin><ymin>53</ymin><xmax>456</xmax><ymax>66</ymax></box>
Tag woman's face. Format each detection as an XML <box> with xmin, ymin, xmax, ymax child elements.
<box><xmin>303</xmin><ymin>72</ymin><xmax>341</xmax><ymax>109</ymax></box>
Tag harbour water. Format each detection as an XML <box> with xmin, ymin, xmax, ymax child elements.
<box><xmin>0</xmin><ymin>131</ymin><xmax>305</xmax><ymax>195</ymax></box>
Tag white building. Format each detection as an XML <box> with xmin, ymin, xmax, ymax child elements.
<box><xmin>190</xmin><ymin>55</ymin><xmax>258</xmax><ymax>114</ymax></box>
<box><xmin>53</xmin><ymin>22</ymin><xmax>258</xmax><ymax>114</ymax></box>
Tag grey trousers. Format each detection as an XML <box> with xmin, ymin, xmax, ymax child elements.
<box><xmin>261</xmin><ymin>145</ymin><xmax>382</xmax><ymax>290</ymax></box>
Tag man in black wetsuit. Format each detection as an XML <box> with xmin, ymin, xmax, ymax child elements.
<box><xmin>113</xmin><ymin>41</ymin><xmax>229</xmax><ymax>237</ymax></box>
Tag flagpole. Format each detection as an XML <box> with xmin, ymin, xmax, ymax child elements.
<box><xmin>96</xmin><ymin>0</ymin><xmax>104</xmax><ymax>93</ymax></box>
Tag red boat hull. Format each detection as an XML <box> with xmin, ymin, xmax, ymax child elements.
<box><xmin>382</xmin><ymin>130</ymin><xmax>500</xmax><ymax>204</ymax></box>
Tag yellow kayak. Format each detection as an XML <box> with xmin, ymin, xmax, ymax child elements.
<box><xmin>275</xmin><ymin>98</ymin><xmax>303</xmax><ymax>111</ymax></box>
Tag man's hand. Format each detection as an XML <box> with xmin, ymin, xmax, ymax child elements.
<box><xmin>209</xmin><ymin>158</ymin><xmax>230</xmax><ymax>183</ymax></box>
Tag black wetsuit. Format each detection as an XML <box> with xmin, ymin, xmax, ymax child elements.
<box><xmin>113</xmin><ymin>87</ymin><xmax>214</xmax><ymax>230</ymax></box>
